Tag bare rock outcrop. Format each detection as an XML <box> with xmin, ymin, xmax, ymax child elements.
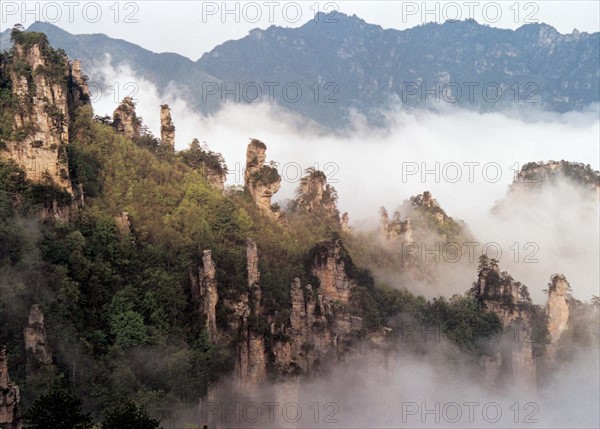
<box><xmin>274</xmin><ymin>277</ymin><xmax>363</xmax><ymax>375</ymax></box>
<box><xmin>24</xmin><ymin>305</ymin><xmax>52</xmax><ymax>367</ymax></box>
<box><xmin>244</xmin><ymin>139</ymin><xmax>281</xmax><ymax>217</ymax></box>
<box><xmin>0</xmin><ymin>33</ymin><xmax>90</xmax><ymax>195</ymax></box>
<box><xmin>112</xmin><ymin>97</ymin><xmax>141</xmax><ymax>139</ymax></box>
<box><xmin>69</xmin><ymin>60</ymin><xmax>89</xmax><ymax>109</ymax></box>
<box><xmin>160</xmin><ymin>104</ymin><xmax>175</xmax><ymax>149</ymax></box>
<box><xmin>311</xmin><ymin>239</ymin><xmax>354</xmax><ymax>304</ymax></box>
<box><xmin>190</xmin><ymin>250</ymin><xmax>219</xmax><ymax>342</ymax></box>
<box><xmin>272</xmin><ymin>239</ymin><xmax>365</xmax><ymax>376</ymax></box>
<box><xmin>295</xmin><ymin>169</ymin><xmax>339</xmax><ymax>220</ymax></box>
<box><xmin>379</xmin><ymin>207</ymin><xmax>412</xmax><ymax>241</ymax></box>
<box><xmin>475</xmin><ymin>257</ymin><xmax>536</xmax><ymax>389</ymax></box>
<box><xmin>0</xmin><ymin>348</ymin><xmax>21</xmax><ymax>429</ymax></box>
<box><xmin>234</xmin><ymin>239</ymin><xmax>267</xmax><ymax>387</ymax></box>
<box><xmin>546</xmin><ymin>274</ymin><xmax>570</xmax><ymax>359</ymax></box>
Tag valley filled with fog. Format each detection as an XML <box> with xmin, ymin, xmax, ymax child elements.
<box><xmin>85</xmin><ymin>60</ymin><xmax>600</xmax><ymax>429</ymax></box>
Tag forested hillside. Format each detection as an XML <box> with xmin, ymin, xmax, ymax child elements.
<box><xmin>1</xmin><ymin>29</ymin><xmax>598</xmax><ymax>428</ymax></box>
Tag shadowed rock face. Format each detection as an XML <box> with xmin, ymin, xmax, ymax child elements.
<box><xmin>24</xmin><ymin>304</ymin><xmax>52</xmax><ymax>367</ymax></box>
<box><xmin>0</xmin><ymin>348</ymin><xmax>21</xmax><ymax>429</ymax></box>
<box><xmin>244</xmin><ymin>139</ymin><xmax>281</xmax><ymax>217</ymax></box>
<box><xmin>475</xmin><ymin>259</ymin><xmax>537</xmax><ymax>390</ymax></box>
<box><xmin>190</xmin><ymin>250</ymin><xmax>219</xmax><ymax>342</ymax></box>
<box><xmin>1</xmin><ymin>36</ymin><xmax>90</xmax><ymax>195</ymax></box>
<box><xmin>234</xmin><ymin>239</ymin><xmax>267</xmax><ymax>388</ymax></box>
<box><xmin>112</xmin><ymin>97</ymin><xmax>140</xmax><ymax>139</ymax></box>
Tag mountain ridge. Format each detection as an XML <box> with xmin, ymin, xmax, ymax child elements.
<box><xmin>1</xmin><ymin>15</ymin><xmax>598</xmax><ymax>128</ymax></box>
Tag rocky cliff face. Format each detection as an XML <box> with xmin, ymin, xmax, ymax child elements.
<box><xmin>23</xmin><ymin>304</ymin><xmax>52</xmax><ymax>369</ymax></box>
<box><xmin>546</xmin><ymin>274</ymin><xmax>570</xmax><ymax>359</ymax></box>
<box><xmin>379</xmin><ymin>207</ymin><xmax>412</xmax><ymax>242</ymax></box>
<box><xmin>0</xmin><ymin>348</ymin><xmax>21</xmax><ymax>429</ymax></box>
<box><xmin>190</xmin><ymin>250</ymin><xmax>219</xmax><ymax>342</ymax></box>
<box><xmin>160</xmin><ymin>104</ymin><xmax>175</xmax><ymax>149</ymax></box>
<box><xmin>295</xmin><ymin>169</ymin><xmax>339</xmax><ymax>220</ymax></box>
<box><xmin>112</xmin><ymin>97</ymin><xmax>140</xmax><ymax>139</ymax></box>
<box><xmin>0</xmin><ymin>32</ymin><xmax>90</xmax><ymax>195</ymax></box>
<box><xmin>244</xmin><ymin>139</ymin><xmax>281</xmax><ymax>217</ymax></box>
<box><xmin>475</xmin><ymin>258</ymin><xmax>537</xmax><ymax>389</ymax></box>
<box><xmin>311</xmin><ymin>239</ymin><xmax>354</xmax><ymax>304</ymax></box>
<box><xmin>272</xmin><ymin>239</ymin><xmax>365</xmax><ymax>376</ymax></box>
<box><xmin>234</xmin><ymin>239</ymin><xmax>267</xmax><ymax>387</ymax></box>
<box><xmin>273</xmin><ymin>276</ymin><xmax>364</xmax><ymax>376</ymax></box>
<box><xmin>199</xmin><ymin>237</ymin><xmax>368</xmax><ymax>385</ymax></box>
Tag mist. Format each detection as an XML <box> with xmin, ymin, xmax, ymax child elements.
<box><xmin>88</xmin><ymin>60</ymin><xmax>599</xmax><ymax>304</ymax></box>
<box><xmin>165</xmin><ymin>337</ymin><xmax>600</xmax><ymax>429</ymax></box>
<box><xmin>84</xmin><ymin>57</ymin><xmax>600</xmax><ymax>429</ymax></box>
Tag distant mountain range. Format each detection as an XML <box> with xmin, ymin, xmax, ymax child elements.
<box><xmin>1</xmin><ymin>15</ymin><xmax>598</xmax><ymax>128</ymax></box>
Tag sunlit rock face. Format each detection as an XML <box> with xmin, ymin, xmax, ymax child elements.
<box><xmin>244</xmin><ymin>139</ymin><xmax>281</xmax><ymax>217</ymax></box>
<box><xmin>296</xmin><ymin>169</ymin><xmax>339</xmax><ymax>219</ymax></box>
<box><xmin>545</xmin><ymin>274</ymin><xmax>571</xmax><ymax>360</ymax></box>
<box><xmin>160</xmin><ymin>104</ymin><xmax>175</xmax><ymax>149</ymax></box>
<box><xmin>272</xmin><ymin>239</ymin><xmax>368</xmax><ymax>377</ymax></box>
<box><xmin>0</xmin><ymin>35</ymin><xmax>89</xmax><ymax>195</ymax></box>
<box><xmin>311</xmin><ymin>239</ymin><xmax>353</xmax><ymax>304</ymax></box>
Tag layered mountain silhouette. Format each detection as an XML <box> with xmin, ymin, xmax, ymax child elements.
<box><xmin>2</xmin><ymin>14</ymin><xmax>598</xmax><ymax>127</ymax></box>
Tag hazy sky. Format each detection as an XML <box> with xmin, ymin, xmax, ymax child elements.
<box><xmin>2</xmin><ymin>1</ymin><xmax>599</xmax><ymax>59</ymax></box>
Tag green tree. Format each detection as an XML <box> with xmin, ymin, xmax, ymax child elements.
<box><xmin>110</xmin><ymin>310</ymin><xmax>148</xmax><ymax>348</ymax></box>
<box><xmin>23</xmin><ymin>390</ymin><xmax>93</xmax><ymax>429</ymax></box>
<box><xmin>102</xmin><ymin>402</ymin><xmax>161</xmax><ymax>429</ymax></box>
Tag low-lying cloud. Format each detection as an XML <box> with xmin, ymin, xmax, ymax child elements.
<box><xmin>87</xmin><ymin>59</ymin><xmax>600</xmax><ymax>429</ymax></box>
